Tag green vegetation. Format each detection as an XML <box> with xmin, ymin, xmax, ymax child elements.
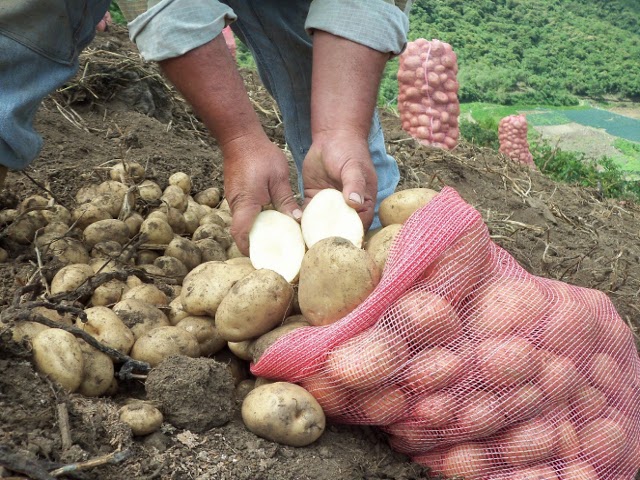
<box><xmin>379</xmin><ymin>0</ymin><xmax>640</xmax><ymax>107</ymax></box>
<box><xmin>109</xmin><ymin>2</ymin><xmax>125</xmax><ymax>25</ymax></box>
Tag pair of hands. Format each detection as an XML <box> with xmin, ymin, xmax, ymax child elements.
<box><xmin>224</xmin><ymin>131</ymin><xmax>377</xmax><ymax>255</ymax></box>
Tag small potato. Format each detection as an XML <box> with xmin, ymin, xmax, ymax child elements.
<box><xmin>126</xmin><ymin>275</ymin><xmax>144</xmax><ymax>289</ymax></box>
<box><xmin>161</xmin><ymin>185</ymin><xmax>187</xmax><ymax>212</ymax></box>
<box><xmin>121</xmin><ymin>284</ymin><xmax>168</xmax><ymax>307</ymax></box>
<box><xmin>194</xmin><ymin>187</ymin><xmax>221</xmax><ymax>208</ymax></box>
<box><xmin>90</xmin><ymin>241</ymin><xmax>122</xmax><ymax>259</ymax></box>
<box><xmin>112</xmin><ymin>298</ymin><xmax>171</xmax><ymax>339</ymax></box>
<box><xmin>72</xmin><ymin>203</ymin><xmax>112</xmax><ymax>230</ymax></box>
<box><xmin>177</xmin><ymin>316</ymin><xmax>226</xmax><ymax>356</ymax></box>
<box><xmin>139</xmin><ymin>218</ymin><xmax>174</xmax><ymax>245</ymax></box>
<box><xmin>42</xmin><ymin>204</ymin><xmax>71</xmax><ymax>225</ymax></box>
<box><xmin>226</xmin><ymin>243</ymin><xmax>245</xmax><ymax>259</ymax></box>
<box><xmin>88</xmin><ymin>257</ymin><xmax>121</xmax><ymax>274</ymax></box>
<box><xmin>76</xmin><ymin>306</ymin><xmax>135</xmax><ymax>355</ymax></box>
<box><xmin>195</xmin><ymin>238</ymin><xmax>227</xmax><ymax>262</ymax></box>
<box><xmin>0</xmin><ymin>208</ymin><xmax>18</xmax><ymax>224</ymax></box>
<box><xmin>137</xmin><ymin>180</ymin><xmax>163</xmax><ymax>202</ymax></box>
<box><xmin>241</xmin><ymin>382</ymin><xmax>326</xmax><ymax>447</ymax></box>
<box><xmin>32</xmin><ymin>328</ymin><xmax>84</xmax><ymax>392</ymax></box>
<box><xmin>215</xmin><ymin>269</ymin><xmax>294</xmax><ymax>342</ymax></box>
<box><xmin>119</xmin><ymin>402</ymin><xmax>163</xmax><ymax>436</ymax></box>
<box><xmin>236</xmin><ymin>379</ymin><xmax>256</xmax><ymax>401</ymax></box>
<box><xmin>153</xmin><ymin>256</ymin><xmax>189</xmax><ymax>282</ymax></box>
<box><xmin>156</xmin><ymin>205</ymin><xmax>186</xmax><ymax>234</ymax></box>
<box><xmin>365</xmin><ymin>224</ymin><xmax>402</xmax><ymax>271</ymax></box>
<box><xmin>50</xmin><ymin>263</ymin><xmax>95</xmax><ymax>295</ymax></box>
<box><xmin>215</xmin><ymin>209</ymin><xmax>232</xmax><ymax>227</ymax></box>
<box><xmin>227</xmin><ymin>340</ymin><xmax>253</xmax><ymax>361</ymax></box>
<box><xmin>6</xmin><ymin>216</ymin><xmax>38</xmax><ymax>244</ymax></box>
<box><xmin>169</xmin><ymin>172</ymin><xmax>192</xmax><ymax>194</ymax></box>
<box><xmin>180</xmin><ymin>261</ymin><xmax>254</xmax><ymax>317</ymax></box>
<box><xmin>19</xmin><ymin>194</ymin><xmax>48</xmax><ymax>212</ymax></box>
<box><xmin>130</xmin><ymin>326</ymin><xmax>200</xmax><ymax>367</ymax></box>
<box><xmin>123</xmin><ymin>212</ymin><xmax>144</xmax><ymax>236</ymax></box>
<box><xmin>139</xmin><ymin>264</ymin><xmax>165</xmax><ymax>276</ymax></box>
<box><xmin>379</xmin><ymin>188</ymin><xmax>438</xmax><ymax>226</ymax></box>
<box><xmin>110</xmin><ymin>161</ymin><xmax>145</xmax><ymax>183</ymax></box>
<box><xmin>90</xmin><ymin>193</ymin><xmax>124</xmax><ymax>218</ymax></box>
<box><xmin>192</xmin><ymin>223</ymin><xmax>232</xmax><ymax>249</ymax></box>
<box><xmin>77</xmin><ymin>340</ymin><xmax>115</xmax><ymax>397</ymax></box>
<box><xmin>147</xmin><ymin>211</ymin><xmax>167</xmax><ymax>222</ymax></box>
<box><xmin>136</xmin><ymin>249</ymin><xmax>160</xmax><ymax>265</ymax></box>
<box><xmin>0</xmin><ymin>247</ymin><xmax>7</xmax><ymax>262</ymax></box>
<box><xmin>167</xmin><ymin>297</ymin><xmax>189</xmax><ymax>325</ymax></box>
<box><xmin>47</xmin><ymin>238</ymin><xmax>90</xmax><ymax>265</ymax></box>
<box><xmin>218</xmin><ymin>198</ymin><xmax>231</xmax><ymax>212</ymax></box>
<box><xmin>32</xmin><ymin>306</ymin><xmax>74</xmax><ymax>327</ymax></box>
<box><xmin>298</xmin><ymin>237</ymin><xmax>381</xmax><ymax>326</ymax></box>
<box><xmin>91</xmin><ymin>279</ymin><xmax>128</xmax><ymax>306</ymax></box>
<box><xmin>254</xmin><ymin>377</ymin><xmax>275</xmax><ymax>388</ymax></box>
<box><xmin>83</xmin><ymin>219</ymin><xmax>130</xmax><ymax>248</ymax></box>
<box><xmin>165</xmin><ymin>237</ymin><xmax>202</xmax><ymax>271</ymax></box>
<box><xmin>96</xmin><ymin>180</ymin><xmax>129</xmax><ymax>199</ymax></box>
<box><xmin>183</xmin><ymin>209</ymin><xmax>200</xmax><ymax>235</ymax></box>
<box><xmin>10</xmin><ymin>321</ymin><xmax>49</xmax><ymax>343</ymax></box>
<box><xmin>75</xmin><ymin>185</ymin><xmax>98</xmax><ymax>204</ymax></box>
<box><xmin>199</xmin><ymin>212</ymin><xmax>226</xmax><ymax>228</ymax></box>
<box><xmin>250</xmin><ymin>321</ymin><xmax>309</xmax><ymax>363</ymax></box>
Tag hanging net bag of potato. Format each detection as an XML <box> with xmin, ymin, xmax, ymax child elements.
<box><xmin>398</xmin><ymin>39</ymin><xmax>460</xmax><ymax>150</ymax></box>
<box><xmin>499</xmin><ymin>114</ymin><xmax>536</xmax><ymax>168</ymax></box>
<box><xmin>252</xmin><ymin>187</ymin><xmax>640</xmax><ymax>480</ymax></box>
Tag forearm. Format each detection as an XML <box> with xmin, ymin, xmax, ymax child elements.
<box><xmin>310</xmin><ymin>31</ymin><xmax>389</xmax><ymax>140</ymax></box>
<box><xmin>158</xmin><ymin>33</ymin><xmax>264</xmax><ymax>149</ymax></box>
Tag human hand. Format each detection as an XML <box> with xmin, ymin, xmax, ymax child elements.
<box><xmin>223</xmin><ymin>135</ymin><xmax>301</xmax><ymax>255</ymax></box>
<box><xmin>302</xmin><ymin>130</ymin><xmax>377</xmax><ymax>231</ymax></box>
<box><xmin>96</xmin><ymin>11</ymin><xmax>112</xmax><ymax>32</ymax></box>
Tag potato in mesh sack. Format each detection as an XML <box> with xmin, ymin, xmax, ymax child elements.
<box><xmin>252</xmin><ymin>187</ymin><xmax>640</xmax><ymax>480</ymax></box>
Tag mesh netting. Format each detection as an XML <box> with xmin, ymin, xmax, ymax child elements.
<box><xmin>397</xmin><ymin>39</ymin><xmax>460</xmax><ymax>150</ymax></box>
<box><xmin>252</xmin><ymin>188</ymin><xmax>640</xmax><ymax>479</ymax></box>
<box><xmin>498</xmin><ymin>114</ymin><xmax>535</xmax><ymax>167</ymax></box>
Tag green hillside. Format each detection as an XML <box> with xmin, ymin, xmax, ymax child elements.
<box><xmin>379</xmin><ymin>0</ymin><xmax>640</xmax><ymax>106</ymax></box>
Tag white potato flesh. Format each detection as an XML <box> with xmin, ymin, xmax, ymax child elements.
<box><xmin>249</xmin><ymin>210</ymin><xmax>305</xmax><ymax>283</ymax></box>
<box><xmin>301</xmin><ymin>188</ymin><xmax>363</xmax><ymax>248</ymax></box>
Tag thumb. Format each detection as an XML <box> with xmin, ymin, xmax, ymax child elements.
<box><xmin>270</xmin><ymin>179</ymin><xmax>302</xmax><ymax>222</ymax></box>
<box><xmin>340</xmin><ymin>161</ymin><xmax>368</xmax><ymax>211</ymax></box>
<box><xmin>229</xmin><ymin>200</ymin><xmax>262</xmax><ymax>256</ymax></box>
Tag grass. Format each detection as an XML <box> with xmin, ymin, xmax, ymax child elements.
<box><xmin>460</xmin><ymin>102</ymin><xmax>590</xmax><ymax>129</ymax></box>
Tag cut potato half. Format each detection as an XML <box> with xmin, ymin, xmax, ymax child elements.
<box><xmin>249</xmin><ymin>210</ymin><xmax>305</xmax><ymax>283</ymax></box>
<box><xmin>301</xmin><ymin>189</ymin><xmax>364</xmax><ymax>248</ymax></box>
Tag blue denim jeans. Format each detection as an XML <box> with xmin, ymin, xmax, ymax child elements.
<box><xmin>223</xmin><ymin>0</ymin><xmax>399</xmax><ymax>228</ymax></box>
<box><xmin>0</xmin><ymin>0</ymin><xmax>111</xmax><ymax>170</ymax></box>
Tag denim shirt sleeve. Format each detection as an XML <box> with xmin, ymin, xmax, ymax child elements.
<box><xmin>305</xmin><ymin>0</ymin><xmax>411</xmax><ymax>55</ymax></box>
<box><xmin>124</xmin><ymin>0</ymin><xmax>236</xmax><ymax>62</ymax></box>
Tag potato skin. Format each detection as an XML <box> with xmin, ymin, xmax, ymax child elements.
<box><xmin>119</xmin><ymin>403</ymin><xmax>164</xmax><ymax>436</ymax></box>
<box><xmin>241</xmin><ymin>382</ymin><xmax>325</xmax><ymax>447</ymax></box>
<box><xmin>365</xmin><ymin>224</ymin><xmax>402</xmax><ymax>271</ymax></box>
<box><xmin>298</xmin><ymin>237</ymin><xmax>381</xmax><ymax>326</ymax></box>
<box><xmin>250</xmin><ymin>321</ymin><xmax>309</xmax><ymax>363</ymax></box>
<box><xmin>77</xmin><ymin>341</ymin><xmax>115</xmax><ymax>397</ymax></box>
<box><xmin>215</xmin><ymin>269</ymin><xmax>294</xmax><ymax>342</ymax></box>
<box><xmin>32</xmin><ymin>329</ymin><xmax>84</xmax><ymax>392</ymax></box>
<box><xmin>130</xmin><ymin>326</ymin><xmax>200</xmax><ymax>367</ymax></box>
<box><xmin>378</xmin><ymin>188</ymin><xmax>438</xmax><ymax>226</ymax></box>
<box><xmin>76</xmin><ymin>306</ymin><xmax>135</xmax><ymax>355</ymax></box>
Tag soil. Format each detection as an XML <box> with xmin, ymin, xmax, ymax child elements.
<box><xmin>1</xmin><ymin>26</ymin><xmax>639</xmax><ymax>480</ymax></box>
<box><xmin>534</xmin><ymin>123</ymin><xmax>623</xmax><ymax>162</ymax></box>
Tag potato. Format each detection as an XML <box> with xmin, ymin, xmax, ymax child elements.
<box><xmin>83</xmin><ymin>219</ymin><xmax>130</xmax><ymax>248</ymax></box>
<box><xmin>501</xmin><ymin>384</ymin><xmax>544</xmax><ymax>423</ymax></box>
<box><xmin>215</xmin><ymin>209</ymin><xmax>232</xmax><ymax>227</ymax></box>
<box><xmin>579</xmin><ymin>417</ymin><xmax>626</xmax><ymax>468</ymax></box>
<box><xmin>32</xmin><ymin>328</ymin><xmax>84</xmax><ymax>392</ymax></box>
<box><xmin>130</xmin><ymin>326</ymin><xmax>199</xmax><ymax>367</ymax></box>
<box><xmin>153</xmin><ymin>255</ymin><xmax>188</xmax><ymax>282</ymax></box>
<box><xmin>32</xmin><ymin>306</ymin><xmax>73</xmax><ymax>326</ymax></box>
<box><xmin>183</xmin><ymin>209</ymin><xmax>200</xmax><ymax>235</ymax></box>
<box><xmin>254</xmin><ymin>377</ymin><xmax>276</xmax><ymax>388</ymax></box>
<box><xmin>96</xmin><ymin>180</ymin><xmax>129</xmax><ymax>199</ymax></box>
<box><xmin>112</xmin><ymin>299</ymin><xmax>171</xmax><ymax>339</ymax></box>
<box><xmin>0</xmin><ymin>209</ymin><xmax>18</xmax><ymax>224</ymax></box>
<box><xmin>441</xmin><ymin>442</ymin><xmax>491</xmax><ymax>480</ymax></box>
<box><xmin>165</xmin><ymin>236</ymin><xmax>201</xmax><ymax>271</ymax></box>
<box><xmin>215</xmin><ymin>269</ymin><xmax>294</xmax><ymax>342</ymax></box>
<box><xmin>194</xmin><ymin>187</ymin><xmax>221</xmax><ymax>207</ymax></box>
<box><xmin>50</xmin><ymin>263</ymin><xmax>95</xmax><ymax>295</ymax></box>
<box><xmin>227</xmin><ymin>340</ymin><xmax>253</xmax><ymax>361</ymax></box>
<box><xmin>119</xmin><ymin>402</ymin><xmax>163</xmax><ymax>436</ymax></box>
<box><xmin>122</xmin><ymin>284</ymin><xmax>168</xmax><ymax>307</ymax></box>
<box><xmin>139</xmin><ymin>218</ymin><xmax>174</xmax><ymax>245</ymax></box>
<box><xmin>365</xmin><ymin>224</ymin><xmax>402</xmax><ymax>271</ymax></box>
<box><xmin>195</xmin><ymin>238</ymin><xmax>227</xmax><ymax>262</ymax></box>
<box><xmin>403</xmin><ymin>346</ymin><xmax>464</xmax><ymax>392</ymax></box>
<box><xmin>561</xmin><ymin>461</ymin><xmax>598</xmax><ymax>480</ymax></box>
<box><xmin>249</xmin><ymin>210</ymin><xmax>306</xmax><ymax>283</ymax></box>
<box><xmin>6</xmin><ymin>216</ymin><xmax>38</xmax><ymax>244</ymax></box>
<box><xmin>226</xmin><ymin>242</ymin><xmax>244</xmax><ymax>259</ymax></box>
<box><xmin>412</xmin><ymin>390</ymin><xmax>458</xmax><ymax>428</ymax></box>
<box><xmin>236</xmin><ymin>379</ymin><xmax>256</xmax><ymax>401</ymax></box>
<box><xmin>192</xmin><ymin>223</ymin><xmax>232</xmax><ymax>249</ymax></box>
<box><xmin>147</xmin><ymin>211</ymin><xmax>167</xmax><ymax>222</ymax></box>
<box><xmin>137</xmin><ymin>180</ymin><xmax>163</xmax><ymax>202</ymax></box>
<box><xmin>136</xmin><ymin>249</ymin><xmax>159</xmax><ymax>265</ymax></box>
<box><xmin>241</xmin><ymin>382</ymin><xmax>325</xmax><ymax>447</ymax></box>
<box><xmin>90</xmin><ymin>193</ymin><xmax>124</xmax><ymax>218</ymax></box>
<box><xmin>123</xmin><ymin>212</ymin><xmax>144</xmax><ymax>236</ymax></box>
<box><xmin>213</xmin><ymin>349</ymin><xmax>248</xmax><ymax>385</ymax></box>
<box><xmin>180</xmin><ymin>261</ymin><xmax>254</xmax><ymax>317</ymax></box>
<box><xmin>75</xmin><ymin>185</ymin><xmax>98</xmax><ymax>204</ymax></box>
<box><xmin>176</xmin><ymin>316</ymin><xmax>226</xmax><ymax>356</ymax></box>
<box><xmin>498</xmin><ymin>418</ymin><xmax>557</xmax><ymax>466</ymax></box>
<box><xmin>300</xmin><ymin>374</ymin><xmax>351</xmax><ymax>418</ymax></box>
<box><xmin>298</xmin><ymin>237</ymin><xmax>381</xmax><ymax>326</ymax></box>
<box><xmin>199</xmin><ymin>212</ymin><xmax>226</xmax><ymax>228</ymax></box>
<box><xmin>47</xmin><ymin>237</ymin><xmax>91</xmax><ymax>266</ymax></box>
<box><xmin>357</xmin><ymin>384</ymin><xmax>408</xmax><ymax>424</ymax></box>
<box><xmin>19</xmin><ymin>194</ymin><xmax>48</xmax><ymax>212</ymax></box>
<box><xmin>138</xmin><ymin>264</ymin><xmax>165</xmax><ymax>276</ymax></box>
<box><xmin>167</xmin><ymin>297</ymin><xmax>189</xmax><ymax>326</ymax></box>
<box><xmin>42</xmin><ymin>204</ymin><xmax>71</xmax><ymax>225</ymax></box>
<box><xmin>10</xmin><ymin>321</ymin><xmax>49</xmax><ymax>343</ymax></box>
<box><xmin>161</xmin><ymin>185</ymin><xmax>187</xmax><ymax>212</ymax></box>
<box><xmin>110</xmin><ymin>161</ymin><xmax>145</xmax><ymax>183</ymax></box>
<box><xmin>250</xmin><ymin>321</ymin><xmax>309</xmax><ymax>363</ymax></box>
<box><xmin>72</xmin><ymin>203</ymin><xmax>112</xmax><ymax>230</ymax></box>
<box><xmin>456</xmin><ymin>390</ymin><xmax>506</xmax><ymax>439</ymax></box>
<box><xmin>218</xmin><ymin>198</ymin><xmax>231</xmax><ymax>212</ymax></box>
<box><xmin>379</xmin><ymin>188</ymin><xmax>438</xmax><ymax>226</ymax></box>
<box><xmin>90</xmin><ymin>240</ymin><xmax>122</xmax><ymax>259</ymax></box>
<box><xmin>168</xmin><ymin>172</ymin><xmax>192</xmax><ymax>194</ymax></box>
<box><xmin>157</xmin><ymin>206</ymin><xmax>186</xmax><ymax>234</ymax></box>
<box><xmin>0</xmin><ymin>247</ymin><xmax>7</xmax><ymax>263</ymax></box>
<box><xmin>475</xmin><ymin>336</ymin><xmax>540</xmax><ymax>388</ymax></box>
<box><xmin>77</xmin><ymin>340</ymin><xmax>115</xmax><ymax>397</ymax></box>
<box><xmin>91</xmin><ymin>279</ymin><xmax>128</xmax><ymax>306</ymax></box>
<box><xmin>301</xmin><ymin>188</ymin><xmax>364</xmax><ymax>248</ymax></box>
<box><xmin>76</xmin><ymin>306</ymin><xmax>135</xmax><ymax>355</ymax></box>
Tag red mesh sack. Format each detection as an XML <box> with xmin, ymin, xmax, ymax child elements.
<box><xmin>499</xmin><ymin>114</ymin><xmax>535</xmax><ymax>167</ymax></box>
<box><xmin>222</xmin><ymin>26</ymin><xmax>237</xmax><ymax>60</ymax></box>
<box><xmin>252</xmin><ymin>187</ymin><xmax>640</xmax><ymax>479</ymax></box>
<box><xmin>398</xmin><ymin>39</ymin><xmax>460</xmax><ymax>150</ymax></box>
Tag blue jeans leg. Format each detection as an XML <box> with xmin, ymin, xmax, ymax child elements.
<box><xmin>222</xmin><ymin>0</ymin><xmax>399</xmax><ymax>228</ymax></box>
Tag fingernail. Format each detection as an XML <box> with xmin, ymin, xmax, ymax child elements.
<box><xmin>292</xmin><ymin>209</ymin><xmax>302</xmax><ymax>220</ymax></box>
<box><xmin>349</xmin><ymin>192</ymin><xmax>363</xmax><ymax>205</ymax></box>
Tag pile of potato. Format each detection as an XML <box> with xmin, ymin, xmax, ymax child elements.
<box><xmin>1</xmin><ymin>159</ymin><xmax>436</xmax><ymax>446</ymax></box>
